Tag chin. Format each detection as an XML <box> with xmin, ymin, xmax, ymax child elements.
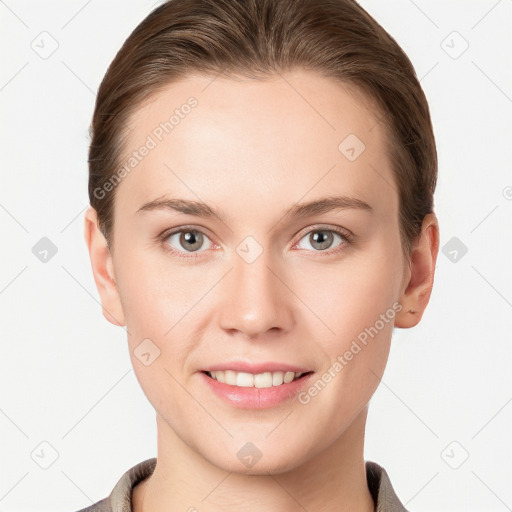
<box><xmin>209</xmin><ymin>447</ymin><xmax>306</xmax><ymax>476</ymax></box>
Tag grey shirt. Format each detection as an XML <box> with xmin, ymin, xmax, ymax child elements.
<box><xmin>75</xmin><ymin>458</ymin><xmax>408</xmax><ymax>512</ymax></box>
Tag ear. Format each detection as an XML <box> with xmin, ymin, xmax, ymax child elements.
<box><xmin>84</xmin><ymin>206</ymin><xmax>126</xmax><ymax>327</ymax></box>
<box><xmin>394</xmin><ymin>213</ymin><xmax>439</xmax><ymax>328</ymax></box>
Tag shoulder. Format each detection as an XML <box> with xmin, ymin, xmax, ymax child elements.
<box><xmin>71</xmin><ymin>458</ymin><xmax>157</xmax><ymax>512</ymax></box>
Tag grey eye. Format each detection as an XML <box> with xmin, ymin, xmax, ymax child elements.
<box><xmin>167</xmin><ymin>230</ymin><xmax>210</xmax><ymax>252</ymax></box>
<box><xmin>297</xmin><ymin>229</ymin><xmax>344</xmax><ymax>252</ymax></box>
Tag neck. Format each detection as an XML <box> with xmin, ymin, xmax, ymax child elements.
<box><xmin>134</xmin><ymin>408</ymin><xmax>374</xmax><ymax>512</ymax></box>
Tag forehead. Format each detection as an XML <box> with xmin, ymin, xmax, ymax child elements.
<box><xmin>116</xmin><ymin>70</ymin><xmax>397</xmax><ymax>223</ymax></box>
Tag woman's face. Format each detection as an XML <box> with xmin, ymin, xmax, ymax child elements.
<box><xmin>105</xmin><ymin>70</ymin><xmax>412</xmax><ymax>473</ymax></box>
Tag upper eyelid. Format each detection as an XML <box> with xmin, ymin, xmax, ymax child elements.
<box><xmin>295</xmin><ymin>223</ymin><xmax>352</xmax><ymax>239</ymax></box>
<box><xmin>161</xmin><ymin>224</ymin><xmax>216</xmax><ymax>243</ymax></box>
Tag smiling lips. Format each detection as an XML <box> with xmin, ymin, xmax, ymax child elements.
<box><xmin>205</xmin><ymin>370</ymin><xmax>307</xmax><ymax>388</ymax></box>
<box><xmin>201</xmin><ymin>369</ymin><xmax>314</xmax><ymax>409</ymax></box>
<box><xmin>201</xmin><ymin>361</ymin><xmax>313</xmax><ymax>389</ymax></box>
<box><xmin>200</xmin><ymin>361</ymin><xmax>314</xmax><ymax>407</ymax></box>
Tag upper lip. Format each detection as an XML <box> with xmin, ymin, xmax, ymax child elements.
<box><xmin>201</xmin><ymin>361</ymin><xmax>313</xmax><ymax>374</ymax></box>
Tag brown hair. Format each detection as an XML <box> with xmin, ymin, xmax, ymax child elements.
<box><xmin>88</xmin><ymin>0</ymin><xmax>437</xmax><ymax>258</ymax></box>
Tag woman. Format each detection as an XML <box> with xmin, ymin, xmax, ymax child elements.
<box><xmin>79</xmin><ymin>0</ymin><xmax>439</xmax><ymax>510</ymax></box>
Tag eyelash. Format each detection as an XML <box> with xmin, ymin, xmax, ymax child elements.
<box><xmin>158</xmin><ymin>224</ymin><xmax>353</xmax><ymax>260</ymax></box>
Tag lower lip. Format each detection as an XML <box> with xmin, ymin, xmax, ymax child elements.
<box><xmin>200</xmin><ymin>371</ymin><xmax>314</xmax><ymax>409</ymax></box>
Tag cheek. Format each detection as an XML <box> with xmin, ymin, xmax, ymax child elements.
<box><xmin>117</xmin><ymin>254</ymin><xmax>199</xmax><ymax>419</ymax></box>
<box><xmin>296</xmin><ymin>247</ymin><xmax>402</xmax><ymax>352</ymax></box>
<box><xmin>289</xmin><ymin>241</ymin><xmax>401</xmax><ymax>412</ymax></box>
<box><xmin>304</xmin><ymin>244</ymin><xmax>402</xmax><ymax>413</ymax></box>
<box><xmin>113</xmin><ymin>249</ymin><xmax>215</xmax><ymax>392</ymax></box>
<box><xmin>114</xmin><ymin>246</ymin><xmax>198</xmax><ymax>333</ymax></box>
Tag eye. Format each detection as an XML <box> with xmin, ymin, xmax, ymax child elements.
<box><xmin>160</xmin><ymin>226</ymin><xmax>214</xmax><ymax>258</ymax></box>
<box><xmin>294</xmin><ymin>226</ymin><xmax>351</xmax><ymax>255</ymax></box>
<box><xmin>159</xmin><ymin>225</ymin><xmax>352</xmax><ymax>260</ymax></box>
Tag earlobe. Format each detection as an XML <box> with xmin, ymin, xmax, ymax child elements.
<box><xmin>395</xmin><ymin>213</ymin><xmax>439</xmax><ymax>328</ymax></box>
<box><xmin>84</xmin><ymin>206</ymin><xmax>126</xmax><ymax>327</ymax></box>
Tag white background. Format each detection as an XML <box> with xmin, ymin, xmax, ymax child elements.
<box><xmin>1</xmin><ymin>1</ymin><xmax>511</xmax><ymax>511</ymax></box>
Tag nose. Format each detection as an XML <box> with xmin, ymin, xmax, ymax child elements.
<box><xmin>217</xmin><ymin>246</ymin><xmax>295</xmax><ymax>340</ymax></box>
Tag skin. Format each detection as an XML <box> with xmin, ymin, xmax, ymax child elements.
<box><xmin>84</xmin><ymin>70</ymin><xmax>439</xmax><ymax>512</ymax></box>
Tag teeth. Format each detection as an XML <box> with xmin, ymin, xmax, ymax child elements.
<box><xmin>207</xmin><ymin>370</ymin><xmax>305</xmax><ymax>388</ymax></box>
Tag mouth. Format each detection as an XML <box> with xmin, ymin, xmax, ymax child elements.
<box><xmin>202</xmin><ymin>370</ymin><xmax>314</xmax><ymax>388</ymax></box>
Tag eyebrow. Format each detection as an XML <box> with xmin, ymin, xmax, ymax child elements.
<box><xmin>136</xmin><ymin>195</ymin><xmax>373</xmax><ymax>222</ymax></box>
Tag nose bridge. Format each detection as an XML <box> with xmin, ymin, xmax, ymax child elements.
<box><xmin>218</xmin><ymin>238</ymin><xmax>291</xmax><ymax>337</ymax></box>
